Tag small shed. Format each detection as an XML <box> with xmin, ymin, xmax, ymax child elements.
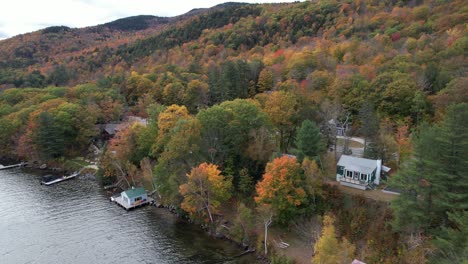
<box><xmin>121</xmin><ymin>187</ymin><xmax>148</xmax><ymax>207</ymax></box>
<box><xmin>336</xmin><ymin>155</ymin><xmax>389</xmax><ymax>190</ymax></box>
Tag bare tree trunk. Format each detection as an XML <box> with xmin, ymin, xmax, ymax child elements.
<box><xmin>130</xmin><ymin>174</ymin><xmax>136</xmax><ymax>187</ymax></box>
<box><xmin>206</xmin><ymin>202</ymin><xmax>214</xmax><ymax>224</ymax></box>
<box><xmin>264</xmin><ymin>213</ymin><xmax>273</xmax><ymax>255</ymax></box>
<box><xmin>344</xmin><ymin>136</ymin><xmax>350</xmax><ymax>155</ymax></box>
<box><xmin>112</xmin><ymin>161</ymin><xmax>131</xmax><ymax>188</ymax></box>
<box><xmin>198</xmin><ymin>178</ymin><xmax>214</xmax><ymax>224</ymax></box>
<box><xmin>343</xmin><ymin>113</ymin><xmax>351</xmax><ymax>155</ymax></box>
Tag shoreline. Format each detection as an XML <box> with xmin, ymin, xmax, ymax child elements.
<box><xmin>16</xmin><ymin>163</ymin><xmax>267</xmax><ymax>263</ymax></box>
<box><xmin>144</xmin><ymin>200</ymin><xmax>267</xmax><ymax>263</ymax></box>
<box><xmin>0</xmin><ymin>169</ymin><xmax>259</xmax><ymax>264</ymax></box>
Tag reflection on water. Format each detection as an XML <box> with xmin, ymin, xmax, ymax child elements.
<box><xmin>0</xmin><ymin>169</ymin><xmax>256</xmax><ymax>264</ymax></box>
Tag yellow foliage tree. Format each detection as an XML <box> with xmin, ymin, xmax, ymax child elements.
<box><xmin>157</xmin><ymin>104</ymin><xmax>190</xmax><ymax>138</ymax></box>
<box><xmin>257</xmin><ymin>68</ymin><xmax>274</xmax><ymax>92</ymax></box>
<box><xmin>263</xmin><ymin>91</ymin><xmax>299</xmax><ymax>152</ymax></box>
<box><xmin>179</xmin><ymin>163</ymin><xmax>232</xmax><ymax>223</ymax></box>
<box><xmin>313</xmin><ymin>215</ymin><xmax>355</xmax><ymax>264</ymax></box>
<box><xmin>126</xmin><ymin>71</ymin><xmax>153</xmax><ymax>105</ymax></box>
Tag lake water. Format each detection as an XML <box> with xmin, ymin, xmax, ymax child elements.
<box><xmin>0</xmin><ymin>169</ymin><xmax>256</xmax><ymax>264</ymax></box>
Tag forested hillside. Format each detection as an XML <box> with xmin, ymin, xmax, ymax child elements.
<box><xmin>0</xmin><ymin>0</ymin><xmax>466</xmax><ymax>263</ymax></box>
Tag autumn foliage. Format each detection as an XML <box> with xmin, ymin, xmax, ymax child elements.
<box><xmin>255</xmin><ymin>156</ymin><xmax>309</xmax><ymax>224</ymax></box>
<box><xmin>0</xmin><ymin>1</ymin><xmax>466</xmax><ymax>262</ymax></box>
<box><xmin>313</xmin><ymin>214</ymin><xmax>355</xmax><ymax>264</ymax></box>
<box><xmin>179</xmin><ymin>163</ymin><xmax>232</xmax><ymax>223</ymax></box>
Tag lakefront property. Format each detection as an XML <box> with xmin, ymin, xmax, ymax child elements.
<box><xmin>0</xmin><ymin>0</ymin><xmax>465</xmax><ymax>262</ymax></box>
<box><xmin>112</xmin><ymin>187</ymin><xmax>153</xmax><ymax>210</ymax></box>
<box><xmin>336</xmin><ymin>155</ymin><xmax>390</xmax><ymax>190</ymax></box>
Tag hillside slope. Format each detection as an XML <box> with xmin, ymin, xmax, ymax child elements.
<box><xmin>0</xmin><ymin>1</ymin><xmax>466</xmax><ymax>262</ymax></box>
<box><xmin>0</xmin><ymin>0</ymin><xmax>465</xmax><ymax>90</ymax></box>
<box><xmin>0</xmin><ymin>2</ymin><xmax>251</xmax><ymax>87</ymax></box>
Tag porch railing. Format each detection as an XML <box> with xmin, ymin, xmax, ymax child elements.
<box><xmin>339</xmin><ymin>177</ymin><xmax>368</xmax><ymax>186</ymax></box>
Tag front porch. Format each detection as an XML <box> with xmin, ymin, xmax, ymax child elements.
<box><xmin>338</xmin><ymin>177</ymin><xmax>368</xmax><ymax>190</ymax></box>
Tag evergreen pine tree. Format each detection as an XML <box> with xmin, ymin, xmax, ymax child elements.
<box><xmin>358</xmin><ymin>103</ymin><xmax>379</xmax><ymax>158</ymax></box>
<box><xmin>238</xmin><ymin>168</ymin><xmax>254</xmax><ymax>198</ymax></box>
<box><xmin>35</xmin><ymin>112</ymin><xmax>65</xmax><ymax>159</ymax></box>
<box><xmin>390</xmin><ymin>104</ymin><xmax>468</xmax><ymax>257</ymax></box>
<box><xmin>295</xmin><ymin>119</ymin><xmax>323</xmax><ymax>161</ymax></box>
<box><xmin>432</xmin><ymin>211</ymin><xmax>468</xmax><ymax>263</ymax></box>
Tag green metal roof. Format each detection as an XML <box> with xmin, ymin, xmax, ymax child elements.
<box><xmin>122</xmin><ymin>187</ymin><xmax>146</xmax><ymax>199</ymax></box>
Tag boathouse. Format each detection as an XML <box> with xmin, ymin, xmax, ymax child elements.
<box><xmin>336</xmin><ymin>155</ymin><xmax>390</xmax><ymax>190</ymax></box>
<box><xmin>121</xmin><ymin>187</ymin><xmax>148</xmax><ymax>207</ymax></box>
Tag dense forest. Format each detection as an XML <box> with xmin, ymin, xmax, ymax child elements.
<box><xmin>0</xmin><ymin>0</ymin><xmax>466</xmax><ymax>263</ymax></box>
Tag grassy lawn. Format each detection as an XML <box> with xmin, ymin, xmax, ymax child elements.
<box><xmin>63</xmin><ymin>158</ymin><xmax>91</xmax><ymax>171</ymax></box>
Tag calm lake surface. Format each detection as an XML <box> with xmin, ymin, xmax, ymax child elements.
<box><xmin>0</xmin><ymin>169</ymin><xmax>256</xmax><ymax>264</ymax></box>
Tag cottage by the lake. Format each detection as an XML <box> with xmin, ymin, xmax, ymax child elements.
<box><xmin>112</xmin><ymin>186</ymin><xmax>153</xmax><ymax>210</ymax></box>
<box><xmin>336</xmin><ymin>155</ymin><xmax>390</xmax><ymax>190</ymax></box>
<box><xmin>121</xmin><ymin>187</ymin><xmax>148</xmax><ymax>207</ymax></box>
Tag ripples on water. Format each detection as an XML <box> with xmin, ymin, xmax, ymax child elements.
<box><xmin>0</xmin><ymin>169</ymin><xmax>256</xmax><ymax>264</ymax></box>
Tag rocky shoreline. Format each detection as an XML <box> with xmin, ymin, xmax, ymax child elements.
<box><xmin>6</xmin><ymin>156</ymin><xmax>268</xmax><ymax>263</ymax></box>
<box><xmin>153</xmin><ymin>202</ymin><xmax>266</xmax><ymax>263</ymax></box>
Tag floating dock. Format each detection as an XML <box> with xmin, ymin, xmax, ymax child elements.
<box><xmin>41</xmin><ymin>172</ymin><xmax>79</xmax><ymax>186</ymax></box>
<box><xmin>0</xmin><ymin>162</ymin><xmax>26</xmax><ymax>170</ymax></box>
<box><xmin>112</xmin><ymin>195</ymin><xmax>154</xmax><ymax>210</ymax></box>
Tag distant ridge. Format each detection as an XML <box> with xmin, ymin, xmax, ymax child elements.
<box><xmin>102</xmin><ymin>15</ymin><xmax>169</xmax><ymax>31</ymax></box>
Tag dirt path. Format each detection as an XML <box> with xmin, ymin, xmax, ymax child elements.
<box><xmin>327</xmin><ymin>181</ymin><xmax>398</xmax><ymax>202</ymax></box>
<box><xmin>336</xmin><ymin>136</ymin><xmax>365</xmax><ymax>145</ymax></box>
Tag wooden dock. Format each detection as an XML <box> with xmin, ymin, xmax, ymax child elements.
<box><xmin>112</xmin><ymin>195</ymin><xmax>154</xmax><ymax>210</ymax></box>
<box><xmin>41</xmin><ymin>172</ymin><xmax>79</xmax><ymax>186</ymax></box>
<box><xmin>0</xmin><ymin>162</ymin><xmax>26</xmax><ymax>170</ymax></box>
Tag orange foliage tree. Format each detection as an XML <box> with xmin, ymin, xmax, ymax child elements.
<box><xmin>179</xmin><ymin>163</ymin><xmax>232</xmax><ymax>224</ymax></box>
<box><xmin>255</xmin><ymin>156</ymin><xmax>309</xmax><ymax>224</ymax></box>
<box><xmin>101</xmin><ymin>124</ymin><xmax>144</xmax><ymax>188</ymax></box>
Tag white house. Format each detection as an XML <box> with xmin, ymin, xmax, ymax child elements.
<box><xmin>336</xmin><ymin>155</ymin><xmax>390</xmax><ymax>190</ymax></box>
<box><xmin>121</xmin><ymin>187</ymin><xmax>148</xmax><ymax>207</ymax></box>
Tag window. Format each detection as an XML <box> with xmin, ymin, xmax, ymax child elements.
<box><xmin>134</xmin><ymin>197</ymin><xmax>142</xmax><ymax>202</ymax></box>
<box><xmin>346</xmin><ymin>170</ymin><xmax>353</xmax><ymax>178</ymax></box>
<box><xmin>353</xmin><ymin>172</ymin><xmax>359</xmax><ymax>180</ymax></box>
<box><xmin>360</xmin><ymin>173</ymin><xmax>367</xmax><ymax>181</ymax></box>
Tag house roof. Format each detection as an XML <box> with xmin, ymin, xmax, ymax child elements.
<box><xmin>337</xmin><ymin>155</ymin><xmax>379</xmax><ymax>174</ymax></box>
<box><xmin>122</xmin><ymin>187</ymin><xmax>146</xmax><ymax>199</ymax></box>
<box><xmin>103</xmin><ymin>124</ymin><xmax>119</xmax><ymax>135</ymax></box>
<box><xmin>382</xmin><ymin>165</ymin><xmax>391</xmax><ymax>173</ymax></box>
